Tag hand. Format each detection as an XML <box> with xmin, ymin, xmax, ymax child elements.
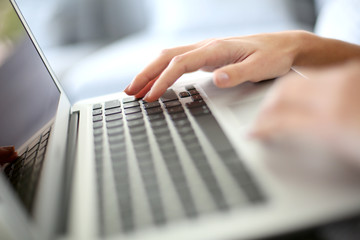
<box><xmin>0</xmin><ymin>146</ymin><xmax>18</xmax><ymax>165</ymax></box>
<box><xmin>250</xmin><ymin>61</ymin><xmax>360</xmax><ymax>162</ymax></box>
<box><xmin>125</xmin><ymin>31</ymin><xmax>303</xmax><ymax>101</ymax></box>
<box><xmin>125</xmin><ymin>31</ymin><xmax>360</xmax><ymax>102</ymax></box>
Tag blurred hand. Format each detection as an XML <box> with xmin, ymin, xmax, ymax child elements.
<box><xmin>250</xmin><ymin>61</ymin><xmax>360</xmax><ymax>162</ymax></box>
<box><xmin>0</xmin><ymin>146</ymin><xmax>18</xmax><ymax>165</ymax></box>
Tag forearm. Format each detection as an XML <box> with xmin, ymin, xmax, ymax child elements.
<box><xmin>293</xmin><ymin>31</ymin><xmax>360</xmax><ymax>67</ymax></box>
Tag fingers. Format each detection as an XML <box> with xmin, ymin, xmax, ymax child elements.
<box><xmin>134</xmin><ymin>77</ymin><xmax>157</xmax><ymax>99</ymax></box>
<box><xmin>213</xmin><ymin>58</ymin><xmax>255</xmax><ymax>88</ymax></box>
<box><xmin>143</xmin><ymin>42</ymin><xmax>229</xmax><ymax>101</ymax></box>
<box><xmin>126</xmin><ymin>33</ymin><xmax>300</xmax><ymax>101</ymax></box>
<box><xmin>0</xmin><ymin>146</ymin><xmax>18</xmax><ymax>164</ymax></box>
<box><xmin>213</xmin><ymin>53</ymin><xmax>291</xmax><ymax>88</ymax></box>
<box><xmin>249</xmin><ymin>110</ymin><xmax>314</xmax><ymax>140</ymax></box>
<box><xmin>248</xmin><ymin>72</ymin><xmax>321</xmax><ymax>141</ymax></box>
<box><xmin>125</xmin><ymin>44</ymin><xmax>198</xmax><ymax>95</ymax></box>
<box><xmin>126</xmin><ymin>38</ymin><xmax>244</xmax><ymax>101</ymax></box>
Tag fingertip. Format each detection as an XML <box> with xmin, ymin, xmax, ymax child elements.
<box><xmin>213</xmin><ymin>71</ymin><xmax>230</xmax><ymax>88</ymax></box>
<box><xmin>143</xmin><ymin>92</ymin><xmax>152</xmax><ymax>102</ymax></box>
<box><xmin>134</xmin><ymin>90</ymin><xmax>148</xmax><ymax>99</ymax></box>
<box><xmin>135</xmin><ymin>78</ymin><xmax>157</xmax><ymax>99</ymax></box>
<box><xmin>124</xmin><ymin>84</ymin><xmax>131</xmax><ymax>94</ymax></box>
<box><xmin>125</xmin><ymin>74</ymin><xmax>149</xmax><ymax>95</ymax></box>
<box><xmin>143</xmin><ymin>91</ymin><xmax>157</xmax><ymax>102</ymax></box>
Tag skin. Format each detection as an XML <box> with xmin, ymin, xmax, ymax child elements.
<box><xmin>249</xmin><ymin>61</ymin><xmax>360</xmax><ymax>162</ymax></box>
<box><xmin>125</xmin><ymin>30</ymin><xmax>360</xmax><ymax>102</ymax></box>
<box><xmin>0</xmin><ymin>146</ymin><xmax>17</xmax><ymax>165</ymax></box>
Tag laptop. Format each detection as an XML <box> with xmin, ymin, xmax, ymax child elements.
<box><xmin>1</xmin><ymin>1</ymin><xmax>360</xmax><ymax>239</ymax></box>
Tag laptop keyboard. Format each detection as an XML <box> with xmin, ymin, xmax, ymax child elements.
<box><xmin>4</xmin><ymin>127</ymin><xmax>52</xmax><ymax>213</ymax></box>
<box><xmin>92</xmin><ymin>86</ymin><xmax>265</xmax><ymax>235</ymax></box>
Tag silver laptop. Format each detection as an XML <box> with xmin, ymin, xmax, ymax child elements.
<box><xmin>2</xmin><ymin>1</ymin><xmax>360</xmax><ymax>239</ymax></box>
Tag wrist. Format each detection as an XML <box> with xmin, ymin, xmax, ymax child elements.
<box><xmin>291</xmin><ymin>30</ymin><xmax>318</xmax><ymax>66</ymax></box>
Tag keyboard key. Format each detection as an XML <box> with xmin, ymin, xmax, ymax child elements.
<box><xmin>106</xmin><ymin>120</ymin><xmax>123</xmax><ymax>129</ymax></box>
<box><xmin>160</xmin><ymin>89</ymin><xmax>178</xmax><ymax>102</ymax></box>
<box><xmin>123</xmin><ymin>101</ymin><xmax>140</xmax><ymax>109</ymax></box>
<box><xmin>155</xmin><ymin>134</ymin><xmax>172</xmax><ymax>144</ymax></box>
<box><xmin>126</xmin><ymin>112</ymin><xmax>143</xmax><ymax>121</ymax></box>
<box><xmin>131</xmin><ymin>134</ymin><xmax>148</xmax><ymax>144</ymax></box>
<box><xmin>147</xmin><ymin>113</ymin><xmax>165</xmax><ymax>121</ymax></box>
<box><xmin>105</xmin><ymin>114</ymin><xmax>123</xmax><ymax>122</ymax></box>
<box><xmin>105</xmin><ymin>100</ymin><xmax>121</xmax><ymax>110</ymax></box>
<box><xmin>128</xmin><ymin>126</ymin><xmax>146</xmax><ymax>135</ymax></box>
<box><xmin>179</xmin><ymin>91</ymin><xmax>190</xmax><ymax>98</ymax></box>
<box><xmin>108</xmin><ymin>135</ymin><xmax>125</xmax><ymax>144</ymax></box>
<box><xmin>159</xmin><ymin>142</ymin><xmax>176</xmax><ymax>152</ymax></box>
<box><xmin>191</xmin><ymin>94</ymin><xmax>203</xmax><ymax>101</ymax></box>
<box><xmin>107</xmin><ymin>128</ymin><xmax>124</xmax><ymax>136</ymax></box>
<box><xmin>105</xmin><ymin>107</ymin><xmax>121</xmax><ymax>115</ymax></box>
<box><xmin>93</xmin><ymin>121</ymin><xmax>103</xmax><ymax>129</ymax></box>
<box><xmin>173</xmin><ymin>118</ymin><xmax>191</xmax><ymax>128</ymax></box>
<box><xmin>169</xmin><ymin>112</ymin><xmax>187</xmax><ymax>120</ymax></box>
<box><xmin>164</xmin><ymin>100</ymin><xmax>181</xmax><ymax>108</ymax></box>
<box><xmin>185</xmin><ymin>85</ymin><xmax>196</xmax><ymax>91</ymax></box>
<box><xmin>92</xmin><ymin>109</ymin><xmax>102</xmax><ymax>116</ymax></box>
<box><xmin>127</xmin><ymin>119</ymin><xmax>145</xmax><ymax>128</ymax></box>
<box><xmin>42</xmin><ymin>129</ymin><xmax>51</xmax><ymax>139</ymax></box>
<box><xmin>186</xmin><ymin>100</ymin><xmax>206</xmax><ymax>109</ymax></box>
<box><xmin>93</xmin><ymin>128</ymin><xmax>103</xmax><ymax>136</ymax></box>
<box><xmin>143</xmin><ymin>101</ymin><xmax>160</xmax><ymax>109</ymax></box>
<box><xmin>124</xmin><ymin>107</ymin><xmax>141</xmax><ymax>115</ymax></box>
<box><xmin>176</xmin><ymin>126</ymin><xmax>194</xmax><ymax>135</ymax></box>
<box><xmin>217</xmin><ymin>150</ymin><xmax>264</xmax><ymax>203</ymax></box>
<box><xmin>122</xmin><ymin>96</ymin><xmax>136</xmax><ymax>103</ymax></box>
<box><xmin>110</xmin><ymin>143</ymin><xmax>126</xmax><ymax>153</ymax></box>
<box><xmin>145</xmin><ymin>107</ymin><xmax>163</xmax><ymax>115</ymax></box>
<box><xmin>93</xmin><ymin>103</ymin><xmax>102</xmax><ymax>110</ymax></box>
<box><xmin>188</xmin><ymin>89</ymin><xmax>199</xmax><ymax>95</ymax></box>
<box><xmin>94</xmin><ymin>134</ymin><xmax>103</xmax><ymax>144</ymax></box>
<box><xmin>93</xmin><ymin>115</ymin><xmax>103</xmax><ymax>122</ymax></box>
<box><xmin>153</xmin><ymin>127</ymin><xmax>170</xmax><ymax>137</ymax></box>
<box><xmin>149</xmin><ymin>119</ymin><xmax>167</xmax><ymax>128</ymax></box>
<box><xmin>194</xmin><ymin>114</ymin><xmax>233</xmax><ymax>152</ymax></box>
<box><xmin>189</xmin><ymin>105</ymin><xmax>211</xmax><ymax>116</ymax></box>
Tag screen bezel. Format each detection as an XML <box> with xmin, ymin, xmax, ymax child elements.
<box><xmin>0</xmin><ymin>1</ymin><xmax>73</xmax><ymax>239</ymax></box>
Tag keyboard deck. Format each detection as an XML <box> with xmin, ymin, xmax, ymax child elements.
<box><xmin>92</xmin><ymin>86</ymin><xmax>265</xmax><ymax>235</ymax></box>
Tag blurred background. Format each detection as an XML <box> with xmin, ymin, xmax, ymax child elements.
<box><xmin>12</xmin><ymin>0</ymin><xmax>359</xmax><ymax>103</ymax></box>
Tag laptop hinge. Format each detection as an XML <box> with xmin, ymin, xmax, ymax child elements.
<box><xmin>56</xmin><ymin>111</ymin><xmax>79</xmax><ymax>235</ymax></box>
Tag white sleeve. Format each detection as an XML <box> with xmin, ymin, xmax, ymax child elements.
<box><xmin>315</xmin><ymin>0</ymin><xmax>360</xmax><ymax>45</ymax></box>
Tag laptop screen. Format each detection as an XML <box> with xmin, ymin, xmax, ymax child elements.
<box><xmin>0</xmin><ymin>0</ymin><xmax>60</xmax><ymax>150</ymax></box>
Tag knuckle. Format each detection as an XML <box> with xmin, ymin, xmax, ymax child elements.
<box><xmin>159</xmin><ymin>48</ymin><xmax>173</xmax><ymax>57</ymax></box>
<box><xmin>206</xmin><ymin>38</ymin><xmax>226</xmax><ymax>48</ymax></box>
<box><xmin>134</xmin><ymin>72</ymin><xmax>149</xmax><ymax>83</ymax></box>
<box><xmin>170</xmin><ymin>55</ymin><xmax>185</xmax><ymax>64</ymax></box>
<box><xmin>198</xmin><ymin>38</ymin><xmax>216</xmax><ymax>46</ymax></box>
<box><xmin>248</xmin><ymin>78</ymin><xmax>258</xmax><ymax>83</ymax></box>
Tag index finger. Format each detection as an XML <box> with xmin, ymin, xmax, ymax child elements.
<box><xmin>125</xmin><ymin>44</ymin><xmax>197</xmax><ymax>95</ymax></box>
<box><xmin>143</xmin><ymin>42</ymin><xmax>227</xmax><ymax>101</ymax></box>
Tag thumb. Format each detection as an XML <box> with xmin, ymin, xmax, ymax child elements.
<box><xmin>213</xmin><ymin>55</ymin><xmax>284</xmax><ymax>88</ymax></box>
<box><xmin>213</xmin><ymin>58</ymin><xmax>260</xmax><ymax>88</ymax></box>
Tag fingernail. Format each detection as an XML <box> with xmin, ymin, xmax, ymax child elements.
<box><xmin>3</xmin><ymin>146</ymin><xmax>14</xmax><ymax>151</ymax></box>
<box><xmin>124</xmin><ymin>84</ymin><xmax>131</xmax><ymax>93</ymax></box>
<box><xmin>216</xmin><ymin>72</ymin><xmax>230</xmax><ymax>86</ymax></box>
<box><xmin>143</xmin><ymin>91</ymin><xmax>151</xmax><ymax>102</ymax></box>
